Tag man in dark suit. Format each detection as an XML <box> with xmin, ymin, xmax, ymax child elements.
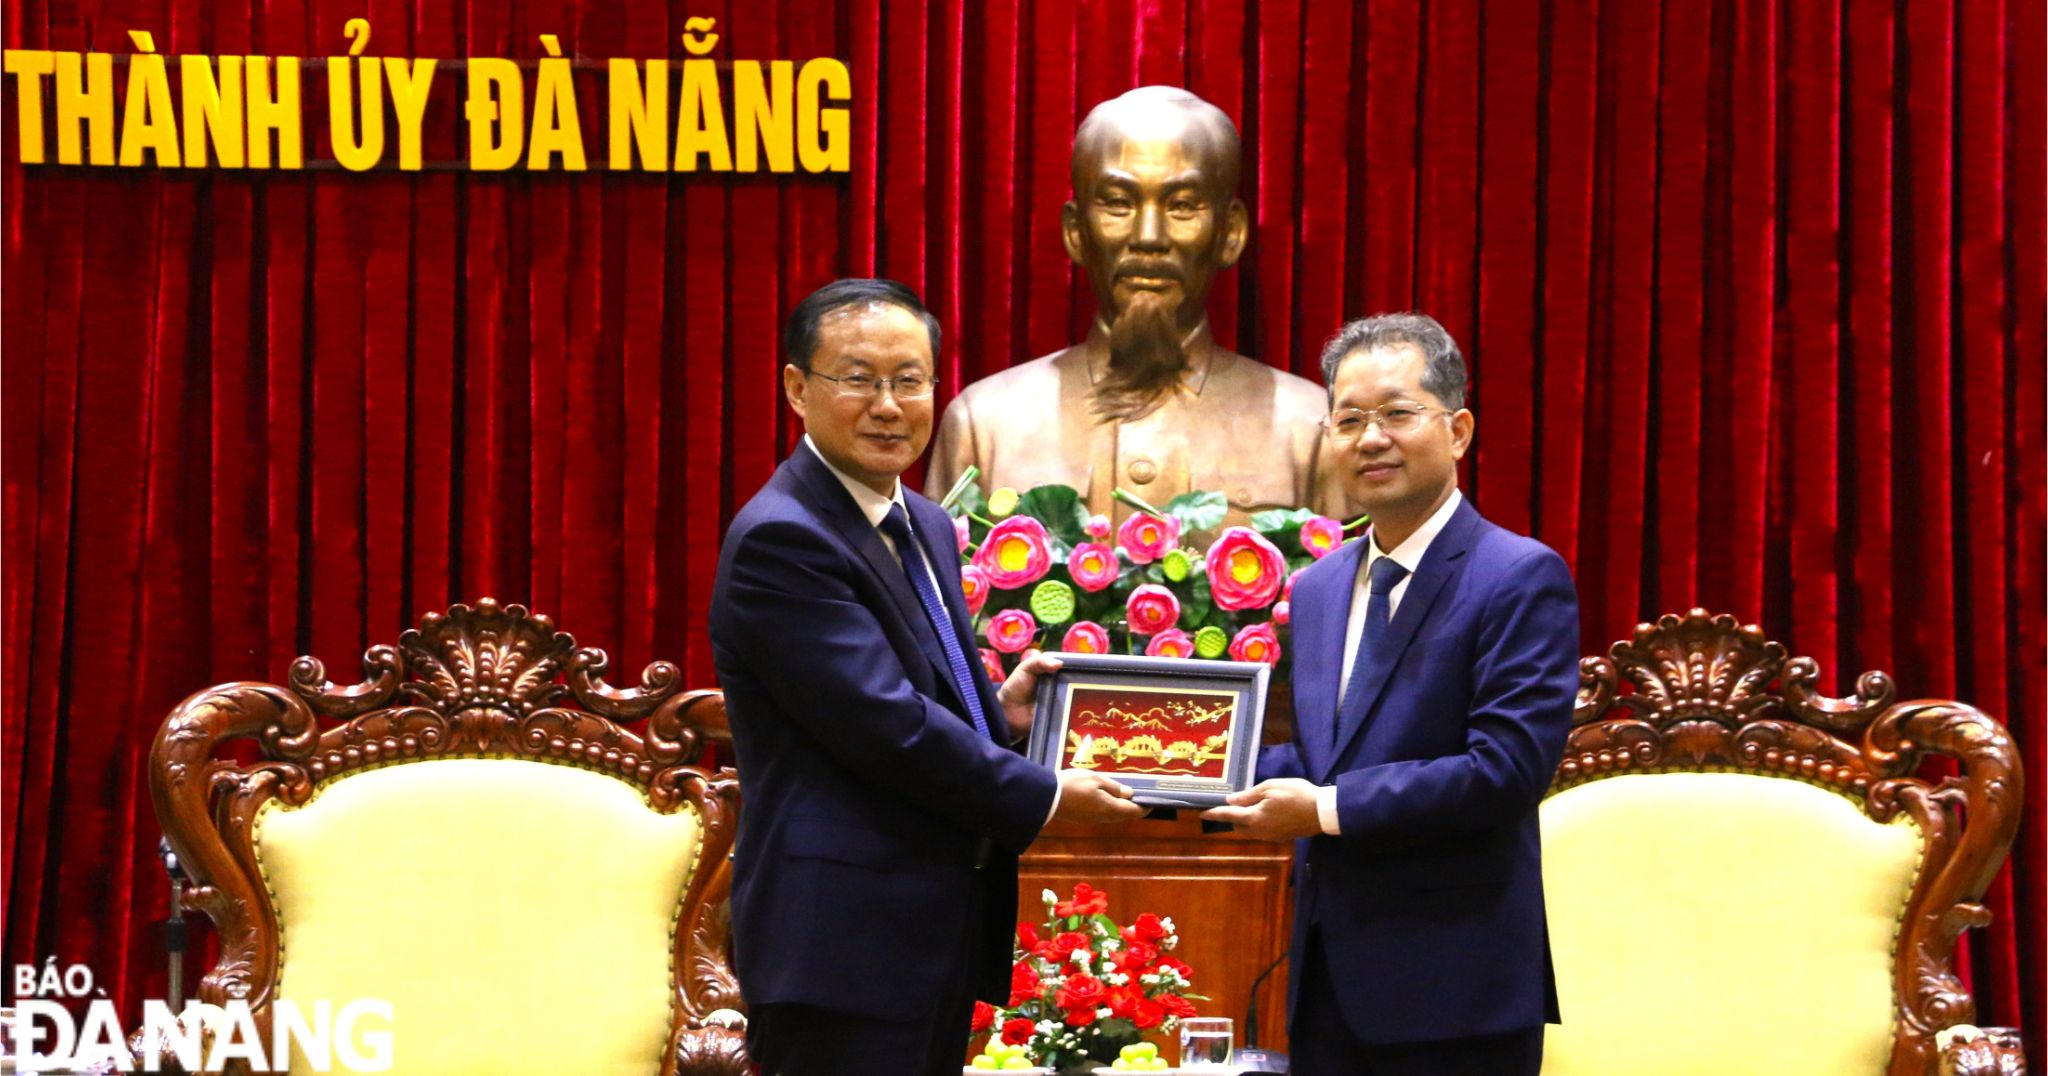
<box><xmin>1204</xmin><ymin>313</ymin><xmax>1578</xmax><ymax>1074</ymax></box>
<box><xmin>709</xmin><ymin>278</ymin><xmax>1145</xmax><ymax>1075</ymax></box>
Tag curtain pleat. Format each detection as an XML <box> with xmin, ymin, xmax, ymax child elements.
<box><xmin>0</xmin><ymin>0</ymin><xmax>2038</xmax><ymax>1055</ymax></box>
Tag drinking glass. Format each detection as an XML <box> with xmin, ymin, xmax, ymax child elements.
<box><xmin>1178</xmin><ymin>1016</ymin><xmax>1234</xmax><ymax>1070</ymax></box>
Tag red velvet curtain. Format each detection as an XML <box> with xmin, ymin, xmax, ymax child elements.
<box><xmin>3</xmin><ymin>0</ymin><xmax>2040</xmax><ymax>1052</ymax></box>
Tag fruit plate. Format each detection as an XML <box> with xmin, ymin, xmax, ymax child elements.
<box><xmin>960</xmin><ymin>1068</ymin><xmax>1051</xmax><ymax>1075</ymax></box>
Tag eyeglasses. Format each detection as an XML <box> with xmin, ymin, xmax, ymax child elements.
<box><xmin>805</xmin><ymin>370</ymin><xmax>939</xmax><ymax>400</ymax></box>
<box><xmin>1320</xmin><ymin>404</ymin><xmax>1444</xmax><ymax>441</ymax></box>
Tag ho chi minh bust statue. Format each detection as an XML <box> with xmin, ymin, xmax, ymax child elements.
<box><xmin>927</xmin><ymin>86</ymin><xmax>1346</xmax><ymax>528</ymax></box>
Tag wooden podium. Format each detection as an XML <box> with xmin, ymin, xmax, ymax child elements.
<box><xmin>1017</xmin><ymin>815</ymin><xmax>1295</xmax><ymax>1054</ymax></box>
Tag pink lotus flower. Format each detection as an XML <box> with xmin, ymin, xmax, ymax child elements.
<box><xmin>954</xmin><ymin>514</ymin><xmax>972</xmax><ymax>553</ymax></box>
<box><xmin>1085</xmin><ymin>514</ymin><xmax>1112</xmax><ymax>539</ymax></box>
<box><xmin>1062</xmin><ymin>621</ymin><xmax>1111</xmax><ymax>654</ymax></box>
<box><xmin>987</xmin><ymin>608</ymin><xmax>1039</xmax><ymax>653</ymax></box>
<box><xmin>1283</xmin><ymin>568</ymin><xmax>1304</xmax><ymax>603</ymax></box>
<box><xmin>1068</xmin><ymin>542</ymin><xmax>1121</xmax><ymax>592</ymax></box>
<box><xmin>960</xmin><ymin>565</ymin><xmax>991</xmax><ymax>616</ymax></box>
<box><xmin>1146</xmin><ymin>629</ymin><xmax>1195</xmax><ymax>658</ymax></box>
<box><xmin>1272</xmin><ymin>600</ymin><xmax>1291</xmax><ymax>626</ymax></box>
<box><xmin>1116</xmin><ymin>513</ymin><xmax>1180</xmax><ymax>564</ymax></box>
<box><xmin>974</xmin><ymin>516</ymin><xmax>1054</xmax><ymax>589</ymax></box>
<box><xmin>1125</xmin><ymin>585</ymin><xmax>1181</xmax><ymax>635</ymax></box>
<box><xmin>1205</xmin><ymin>526</ymin><xmax>1287</xmax><ymax>610</ymax></box>
<box><xmin>1229</xmin><ymin>622</ymin><xmax>1282</xmax><ymax>665</ymax></box>
<box><xmin>979</xmin><ymin>648</ymin><xmax>1006</xmax><ymax>683</ymax></box>
<box><xmin>1300</xmin><ymin>516</ymin><xmax>1344</xmax><ymax>559</ymax></box>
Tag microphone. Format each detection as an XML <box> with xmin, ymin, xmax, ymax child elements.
<box><xmin>1236</xmin><ymin>948</ymin><xmax>1291</xmax><ymax>1073</ymax></box>
<box><xmin>159</xmin><ymin>838</ymin><xmax>188</xmax><ymax>1010</ymax></box>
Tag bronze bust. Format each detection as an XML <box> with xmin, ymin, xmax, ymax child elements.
<box><xmin>928</xmin><ymin>86</ymin><xmax>1345</xmax><ymax>527</ymax></box>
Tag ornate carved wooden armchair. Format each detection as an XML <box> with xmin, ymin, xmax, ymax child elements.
<box><xmin>1540</xmin><ymin>611</ymin><xmax>2025</xmax><ymax>1076</ymax></box>
<box><xmin>149</xmin><ymin>600</ymin><xmax>749</xmax><ymax>1074</ymax></box>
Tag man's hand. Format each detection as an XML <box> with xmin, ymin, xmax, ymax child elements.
<box><xmin>1051</xmin><ymin>770</ymin><xmax>1145</xmax><ymax>824</ymax></box>
<box><xmin>1200</xmin><ymin>778</ymin><xmax>1325</xmax><ymax>841</ymax></box>
<box><xmin>997</xmin><ymin>649</ymin><xmax>1062</xmax><ymax>741</ymax></box>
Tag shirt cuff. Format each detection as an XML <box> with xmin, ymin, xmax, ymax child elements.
<box><xmin>1316</xmin><ymin>784</ymin><xmax>1341</xmax><ymax>835</ymax></box>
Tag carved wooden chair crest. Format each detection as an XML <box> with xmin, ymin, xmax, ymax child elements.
<box><xmin>1541</xmin><ymin>610</ymin><xmax>2024</xmax><ymax>1076</ymax></box>
<box><xmin>150</xmin><ymin>599</ymin><xmax>748</xmax><ymax>1074</ymax></box>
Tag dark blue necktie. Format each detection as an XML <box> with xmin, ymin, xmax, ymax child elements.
<box><xmin>878</xmin><ymin>504</ymin><xmax>999</xmax><ymax>743</ymax></box>
<box><xmin>1334</xmin><ymin>554</ymin><xmax>1409</xmax><ymax>750</ymax></box>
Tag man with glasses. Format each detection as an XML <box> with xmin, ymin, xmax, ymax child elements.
<box><xmin>1204</xmin><ymin>313</ymin><xmax>1579</xmax><ymax>1074</ymax></box>
<box><xmin>709</xmin><ymin>278</ymin><xmax>1144</xmax><ymax>1074</ymax></box>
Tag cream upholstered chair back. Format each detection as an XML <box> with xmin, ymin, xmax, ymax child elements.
<box><xmin>1540</xmin><ymin>611</ymin><xmax>2024</xmax><ymax>1076</ymax></box>
<box><xmin>150</xmin><ymin>600</ymin><xmax>748</xmax><ymax>1075</ymax></box>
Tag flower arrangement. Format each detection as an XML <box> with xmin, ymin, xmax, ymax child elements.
<box><xmin>939</xmin><ymin>469</ymin><xmax>1361</xmax><ymax>681</ymax></box>
<box><xmin>969</xmin><ymin>883</ymin><xmax>1205</xmax><ymax>1070</ymax></box>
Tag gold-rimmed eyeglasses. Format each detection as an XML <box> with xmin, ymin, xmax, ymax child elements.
<box><xmin>1320</xmin><ymin>404</ymin><xmax>1444</xmax><ymax>441</ymax></box>
<box><xmin>805</xmin><ymin>370</ymin><xmax>939</xmax><ymax>400</ymax></box>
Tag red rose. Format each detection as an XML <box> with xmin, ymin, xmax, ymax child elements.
<box><xmin>1159</xmin><ymin>993</ymin><xmax>1198</xmax><ymax>1019</ymax></box>
<box><xmin>1009</xmin><ymin>960</ymin><xmax>1041</xmax><ymax>1007</ymax></box>
<box><xmin>1131</xmin><ymin>913</ymin><xmax>1169</xmax><ymax>944</ymax></box>
<box><xmin>971</xmin><ymin>1000</ymin><xmax>995</xmax><ymax>1031</ymax></box>
<box><xmin>1000</xmin><ymin>1017</ymin><xmax>1034</xmax><ymax>1046</ymax></box>
<box><xmin>1050</xmin><ymin>931</ymin><xmax>1090</xmax><ymax>960</ymax></box>
<box><xmin>1055</xmin><ymin>882</ymin><xmax>1110</xmax><ymax>917</ymax></box>
<box><xmin>1129</xmin><ymin>995</ymin><xmax>1166</xmax><ymax>1029</ymax></box>
<box><xmin>1017</xmin><ymin>922</ymin><xmax>1042</xmax><ymax>952</ymax></box>
<box><xmin>1057</xmin><ymin>972</ymin><xmax>1107</xmax><ymax>1014</ymax></box>
<box><xmin>1156</xmin><ymin>956</ymin><xmax>1193</xmax><ymax>982</ymax></box>
<box><xmin>1065</xmin><ymin>1005</ymin><xmax>1099</xmax><ymax>1027</ymax></box>
<box><xmin>1115</xmin><ymin>940</ymin><xmax>1159</xmax><ymax>972</ymax></box>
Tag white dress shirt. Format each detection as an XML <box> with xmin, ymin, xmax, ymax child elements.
<box><xmin>1315</xmin><ymin>488</ymin><xmax>1465</xmax><ymax>835</ymax></box>
<box><xmin>804</xmin><ymin>437</ymin><xmax>1059</xmax><ymax>820</ymax></box>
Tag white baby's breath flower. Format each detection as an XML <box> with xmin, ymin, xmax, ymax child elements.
<box><xmin>1096</xmin><ymin>1007</ymin><xmax>1112</xmax><ymax>1019</ymax></box>
<box><xmin>1160</xmin><ymin>917</ymin><xmax>1175</xmax><ymax>932</ymax></box>
<box><xmin>1101</xmin><ymin>938</ymin><xmax>1121</xmax><ymax>952</ymax></box>
<box><xmin>1107</xmin><ymin>972</ymin><xmax>1129</xmax><ymax>986</ymax></box>
<box><xmin>1043</xmin><ymin>889</ymin><xmax>1059</xmax><ymax>906</ymax></box>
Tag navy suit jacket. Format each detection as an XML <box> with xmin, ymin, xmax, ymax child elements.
<box><xmin>708</xmin><ymin>448</ymin><xmax>1059</xmax><ymax>1021</ymax></box>
<box><xmin>1257</xmin><ymin>496</ymin><xmax>1578</xmax><ymax>1045</ymax></box>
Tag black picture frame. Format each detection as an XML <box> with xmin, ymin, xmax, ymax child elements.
<box><xmin>1026</xmin><ymin>652</ymin><xmax>1270</xmax><ymax>809</ymax></box>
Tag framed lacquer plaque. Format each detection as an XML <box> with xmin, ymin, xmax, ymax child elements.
<box><xmin>1026</xmin><ymin>653</ymin><xmax>1269</xmax><ymax>809</ymax></box>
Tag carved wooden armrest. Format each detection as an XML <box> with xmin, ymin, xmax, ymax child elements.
<box><xmin>1935</xmin><ymin>1025</ymin><xmax>2027</xmax><ymax>1076</ymax></box>
<box><xmin>672</xmin><ymin>1009</ymin><xmax>750</xmax><ymax>1076</ymax></box>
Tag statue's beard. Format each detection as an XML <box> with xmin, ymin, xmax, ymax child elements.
<box><xmin>1093</xmin><ymin>290</ymin><xmax>1188</xmax><ymax>422</ymax></box>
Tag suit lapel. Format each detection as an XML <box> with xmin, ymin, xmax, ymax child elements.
<box><xmin>787</xmin><ymin>451</ymin><xmax>956</xmax><ymax>689</ymax></box>
<box><xmin>1319</xmin><ymin>499</ymin><xmax>1480</xmax><ymax>781</ymax></box>
<box><xmin>1297</xmin><ymin>540</ymin><xmax>1362</xmax><ymax>779</ymax></box>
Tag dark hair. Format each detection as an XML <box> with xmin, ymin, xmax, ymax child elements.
<box><xmin>782</xmin><ymin>278</ymin><xmax>941</xmax><ymax>370</ymax></box>
<box><xmin>1317</xmin><ymin>312</ymin><xmax>1468</xmax><ymax>410</ymax></box>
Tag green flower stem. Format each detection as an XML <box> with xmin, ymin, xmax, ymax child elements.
<box><xmin>1112</xmin><ymin>487</ymin><xmax>1168</xmax><ymax>518</ymax></box>
<box><xmin>1343</xmin><ymin>512</ymin><xmax>1372</xmax><ymax>531</ymax></box>
<box><xmin>939</xmin><ymin>465</ymin><xmax>982</xmax><ymax>512</ymax></box>
<box><xmin>966</xmin><ymin>512</ymin><xmax>995</xmax><ymax>527</ymax></box>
